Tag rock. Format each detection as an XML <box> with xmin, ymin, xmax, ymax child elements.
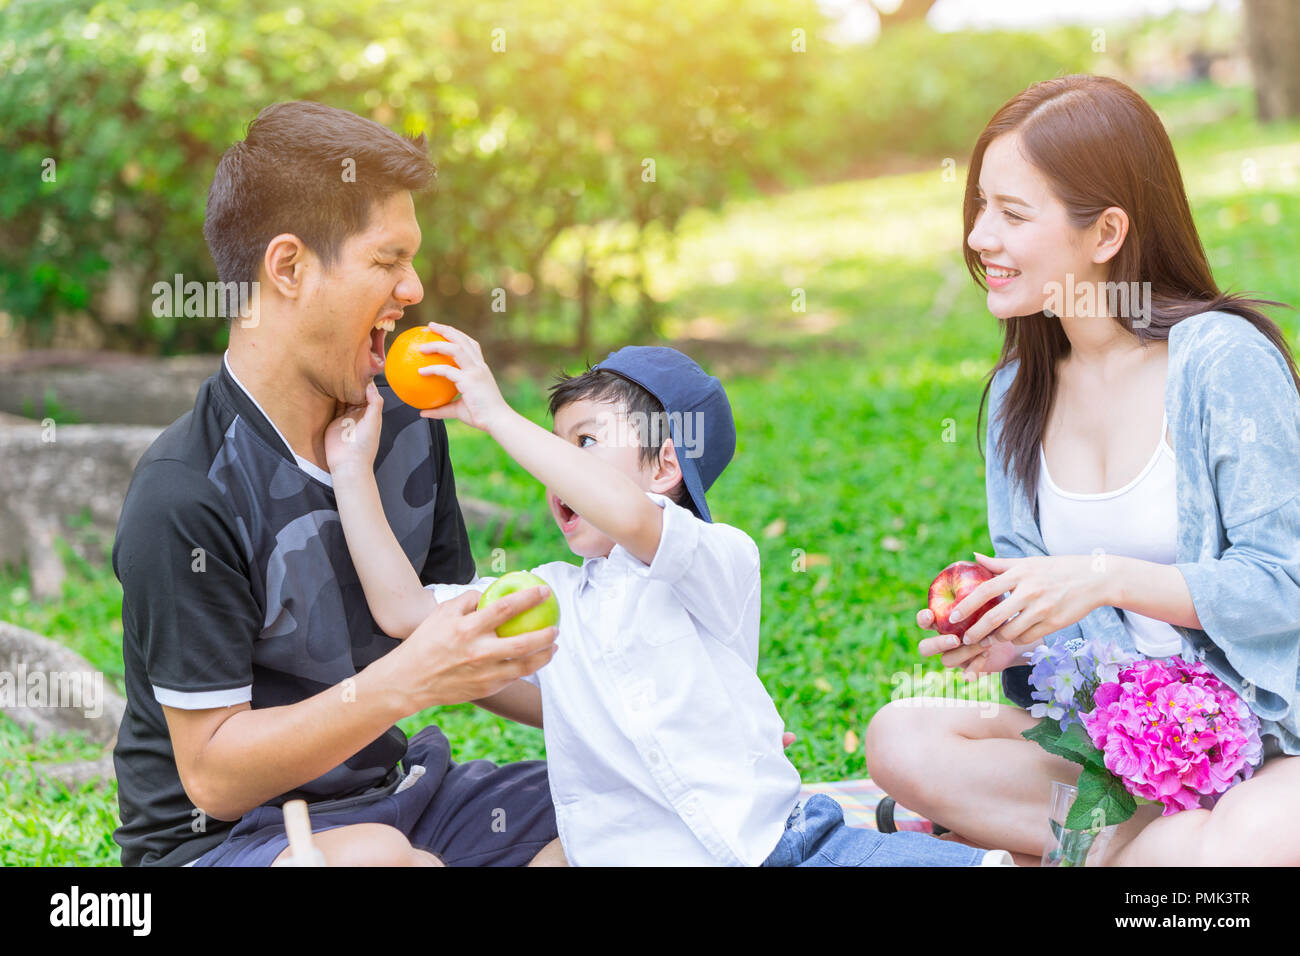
<box><xmin>460</xmin><ymin>496</ymin><xmax>532</xmax><ymax>543</ymax></box>
<box><xmin>0</xmin><ymin>416</ymin><xmax>524</xmax><ymax>600</ymax></box>
<box><xmin>0</xmin><ymin>423</ymin><xmax>164</xmax><ymax>600</ymax></box>
<box><xmin>0</xmin><ymin>620</ymin><xmax>125</xmax><ymax>746</ymax></box>
<box><xmin>0</xmin><ymin>350</ymin><xmax>221</xmax><ymax>426</ymax></box>
<box><xmin>26</xmin><ymin>755</ymin><xmax>118</xmax><ymax>789</ymax></box>
<box><xmin>0</xmin><ymin>342</ymin><xmax>528</xmax><ymax>599</ymax></box>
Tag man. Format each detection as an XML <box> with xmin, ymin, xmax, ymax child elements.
<box><xmin>111</xmin><ymin>101</ymin><xmax>563</xmax><ymax>866</ymax></box>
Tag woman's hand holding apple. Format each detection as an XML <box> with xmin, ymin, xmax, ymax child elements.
<box><xmin>949</xmin><ymin>552</ymin><xmax>1108</xmax><ymax>648</ymax></box>
<box><xmin>916</xmin><ymin>607</ymin><xmax>1027</xmax><ymax>677</ymax></box>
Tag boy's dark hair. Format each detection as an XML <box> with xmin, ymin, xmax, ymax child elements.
<box><xmin>203</xmin><ymin>101</ymin><xmax>434</xmax><ymax>291</ymax></box>
<box><xmin>548</xmin><ymin>367</ymin><xmax>689</xmax><ymax>506</ymax></box>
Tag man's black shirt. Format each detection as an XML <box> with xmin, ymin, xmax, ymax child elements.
<box><xmin>111</xmin><ymin>356</ymin><xmax>475</xmax><ymax>866</ymax></box>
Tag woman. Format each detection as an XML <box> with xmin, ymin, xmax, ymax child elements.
<box><xmin>864</xmin><ymin>74</ymin><xmax>1300</xmax><ymax>866</ymax></box>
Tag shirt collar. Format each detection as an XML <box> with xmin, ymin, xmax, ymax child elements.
<box><xmin>574</xmin><ymin>492</ymin><xmax>672</xmax><ymax>590</ymax></box>
<box><xmin>220</xmin><ymin>349</ymin><xmax>334</xmax><ymax>487</ymax></box>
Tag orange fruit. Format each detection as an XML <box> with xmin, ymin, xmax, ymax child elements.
<box><xmin>384</xmin><ymin>326</ymin><xmax>460</xmax><ymax>410</ymax></box>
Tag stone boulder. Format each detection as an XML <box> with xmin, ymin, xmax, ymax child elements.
<box><xmin>0</xmin><ymin>422</ymin><xmax>527</xmax><ymax>602</ymax></box>
<box><xmin>0</xmin><ymin>350</ymin><xmax>221</xmax><ymax>426</ymax></box>
<box><xmin>1</xmin><ymin>620</ymin><xmax>125</xmax><ymax>787</ymax></box>
<box><xmin>0</xmin><ymin>620</ymin><xmax>125</xmax><ymax>746</ymax></box>
<box><xmin>0</xmin><ymin>423</ymin><xmax>164</xmax><ymax>600</ymax></box>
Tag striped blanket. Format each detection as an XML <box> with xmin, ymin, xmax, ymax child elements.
<box><xmin>798</xmin><ymin>779</ymin><xmax>935</xmax><ymax>832</ymax></box>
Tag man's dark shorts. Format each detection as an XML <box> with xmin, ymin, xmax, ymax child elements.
<box><xmin>190</xmin><ymin>726</ymin><xmax>557</xmax><ymax>866</ymax></box>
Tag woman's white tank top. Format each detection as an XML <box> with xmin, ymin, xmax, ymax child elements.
<box><xmin>1036</xmin><ymin>411</ymin><xmax>1183</xmax><ymax>658</ymax></box>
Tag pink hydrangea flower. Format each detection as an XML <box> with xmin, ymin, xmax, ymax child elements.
<box><xmin>1081</xmin><ymin>658</ymin><xmax>1263</xmax><ymax>815</ymax></box>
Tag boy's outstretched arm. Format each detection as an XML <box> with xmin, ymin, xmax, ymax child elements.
<box><xmin>325</xmin><ymin>383</ymin><xmax>444</xmax><ymax>639</ymax></box>
<box><xmin>416</xmin><ymin>323</ymin><xmax>666</xmax><ymax>566</ymax></box>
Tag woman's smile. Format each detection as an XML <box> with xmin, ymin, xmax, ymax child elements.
<box><xmin>984</xmin><ymin>261</ymin><xmax>1022</xmax><ymax>289</ymax></box>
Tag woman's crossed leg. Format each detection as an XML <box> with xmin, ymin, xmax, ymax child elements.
<box><xmin>866</xmin><ymin>698</ymin><xmax>1159</xmax><ymax>866</ymax></box>
<box><xmin>866</xmin><ymin>697</ymin><xmax>1300</xmax><ymax>866</ymax></box>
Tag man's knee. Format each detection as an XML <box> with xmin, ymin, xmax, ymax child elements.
<box><xmin>280</xmin><ymin>823</ymin><xmax>442</xmax><ymax>867</ymax></box>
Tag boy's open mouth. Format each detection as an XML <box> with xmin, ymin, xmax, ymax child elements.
<box><xmin>555</xmin><ymin>498</ymin><xmax>581</xmax><ymax>534</ymax></box>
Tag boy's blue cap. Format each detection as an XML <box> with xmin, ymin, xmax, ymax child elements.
<box><xmin>592</xmin><ymin>346</ymin><xmax>735</xmax><ymax>523</ymax></box>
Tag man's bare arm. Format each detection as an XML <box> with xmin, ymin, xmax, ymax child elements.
<box><xmin>164</xmin><ymin>667</ymin><xmax>404</xmax><ymax>821</ymax></box>
<box><xmin>165</xmin><ymin>588</ymin><xmax>558</xmax><ymax>820</ymax></box>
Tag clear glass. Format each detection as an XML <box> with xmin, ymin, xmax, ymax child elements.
<box><xmin>1041</xmin><ymin>781</ymin><xmax>1118</xmax><ymax>867</ymax></box>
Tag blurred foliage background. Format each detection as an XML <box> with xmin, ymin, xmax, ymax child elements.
<box><xmin>2</xmin><ymin>0</ymin><xmax>1260</xmax><ymax>358</ymax></box>
<box><xmin>3</xmin><ymin>0</ymin><xmax>1299</xmax><ymax>865</ymax></box>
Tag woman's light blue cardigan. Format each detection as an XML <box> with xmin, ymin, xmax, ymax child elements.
<box><xmin>985</xmin><ymin>310</ymin><xmax>1300</xmax><ymax>754</ymax></box>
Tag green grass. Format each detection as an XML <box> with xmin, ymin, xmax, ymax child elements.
<box><xmin>0</xmin><ymin>718</ymin><xmax>121</xmax><ymax>867</ymax></box>
<box><xmin>3</xmin><ymin>80</ymin><xmax>1298</xmax><ymax>865</ymax></box>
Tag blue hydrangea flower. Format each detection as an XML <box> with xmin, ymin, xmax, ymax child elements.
<box><xmin>1091</xmin><ymin>640</ymin><xmax>1129</xmax><ymax>685</ymax></box>
<box><xmin>1025</xmin><ymin>636</ymin><xmax>1137</xmax><ymax>729</ymax></box>
<box><xmin>1030</xmin><ymin>698</ymin><xmax>1068</xmax><ymax>722</ymax></box>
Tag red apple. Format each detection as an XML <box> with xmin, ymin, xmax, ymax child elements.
<box><xmin>928</xmin><ymin>561</ymin><xmax>1005</xmax><ymax>638</ymax></box>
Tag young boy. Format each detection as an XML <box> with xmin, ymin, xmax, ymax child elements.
<box><xmin>324</xmin><ymin>322</ymin><xmax>1012</xmax><ymax>866</ymax></box>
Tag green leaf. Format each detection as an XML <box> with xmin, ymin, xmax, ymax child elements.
<box><xmin>1064</xmin><ymin>764</ymin><xmax>1137</xmax><ymax>831</ymax></box>
<box><xmin>1055</xmin><ymin>721</ymin><xmax>1095</xmax><ymax>758</ymax></box>
<box><xmin>1054</xmin><ymin>721</ymin><xmax>1112</xmax><ymax>776</ymax></box>
<box><xmin>1021</xmin><ymin>716</ymin><xmax>1062</xmax><ymax>745</ymax></box>
<box><xmin>1021</xmin><ymin>717</ymin><xmax>1087</xmax><ymax>768</ymax></box>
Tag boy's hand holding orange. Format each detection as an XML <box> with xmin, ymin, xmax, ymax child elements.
<box><xmin>384</xmin><ymin>325</ymin><xmax>461</xmax><ymax>411</ymax></box>
<box><xmin>409</xmin><ymin>322</ymin><xmax>511</xmax><ymax>434</ymax></box>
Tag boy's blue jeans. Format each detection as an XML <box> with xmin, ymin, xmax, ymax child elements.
<box><xmin>762</xmin><ymin>794</ymin><xmax>988</xmax><ymax>866</ymax></box>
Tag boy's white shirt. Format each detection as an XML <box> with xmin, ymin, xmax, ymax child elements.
<box><xmin>427</xmin><ymin>492</ymin><xmax>802</xmax><ymax>866</ymax></box>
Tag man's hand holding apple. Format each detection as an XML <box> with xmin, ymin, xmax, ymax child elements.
<box><xmin>479</xmin><ymin>571</ymin><xmax>561</xmax><ymax>637</ymax></box>
<box><xmin>368</xmin><ymin>588</ymin><xmax>559</xmax><ymax>714</ymax></box>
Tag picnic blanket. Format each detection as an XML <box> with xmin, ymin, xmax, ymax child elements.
<box><xmin>798</xmin><ymin>779</ymin><xmax>935</xmax><ymax>832</ymax></box>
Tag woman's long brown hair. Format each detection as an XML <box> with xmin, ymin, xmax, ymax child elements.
<box><xmin>968</xmin><ymin>74</ymin><xmax>1299</xmax><ymax>505</ymax></box>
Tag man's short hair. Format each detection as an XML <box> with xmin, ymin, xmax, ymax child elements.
<box><xmin>202</xmin><ymin>101</ymin><xmax>434</xmax><ymax>290</ymax></box>
<box><xmin>547</xmin><ymin>366</ymin><xmax>689</xmax><ymax>507</ymax></box>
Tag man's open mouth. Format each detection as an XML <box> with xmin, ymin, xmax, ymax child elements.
<box><xmin>368</xmin><ymin>314</ymin><xmax>398</xmax><ymax>369</ymax></box>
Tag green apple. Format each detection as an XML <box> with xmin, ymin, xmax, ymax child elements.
<box><xmin>477</xmin><ymin>570</ymin><xmax>560</xmax><ymax>637</ymax></box>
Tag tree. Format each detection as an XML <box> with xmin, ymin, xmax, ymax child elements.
<box><xmin>0</xmin><ymin>0</ymin><xmax>821</xmax><ymax>354</ymax></box>
<box><xmin>1243</xmin><ymin>0</ymin><xmax>1300</xmax><ymax>121</ymax></box>
<box><xmin>874</xmin><ymin>0</ymin><xmax>939</xmax><ymax>34</ymax></box>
